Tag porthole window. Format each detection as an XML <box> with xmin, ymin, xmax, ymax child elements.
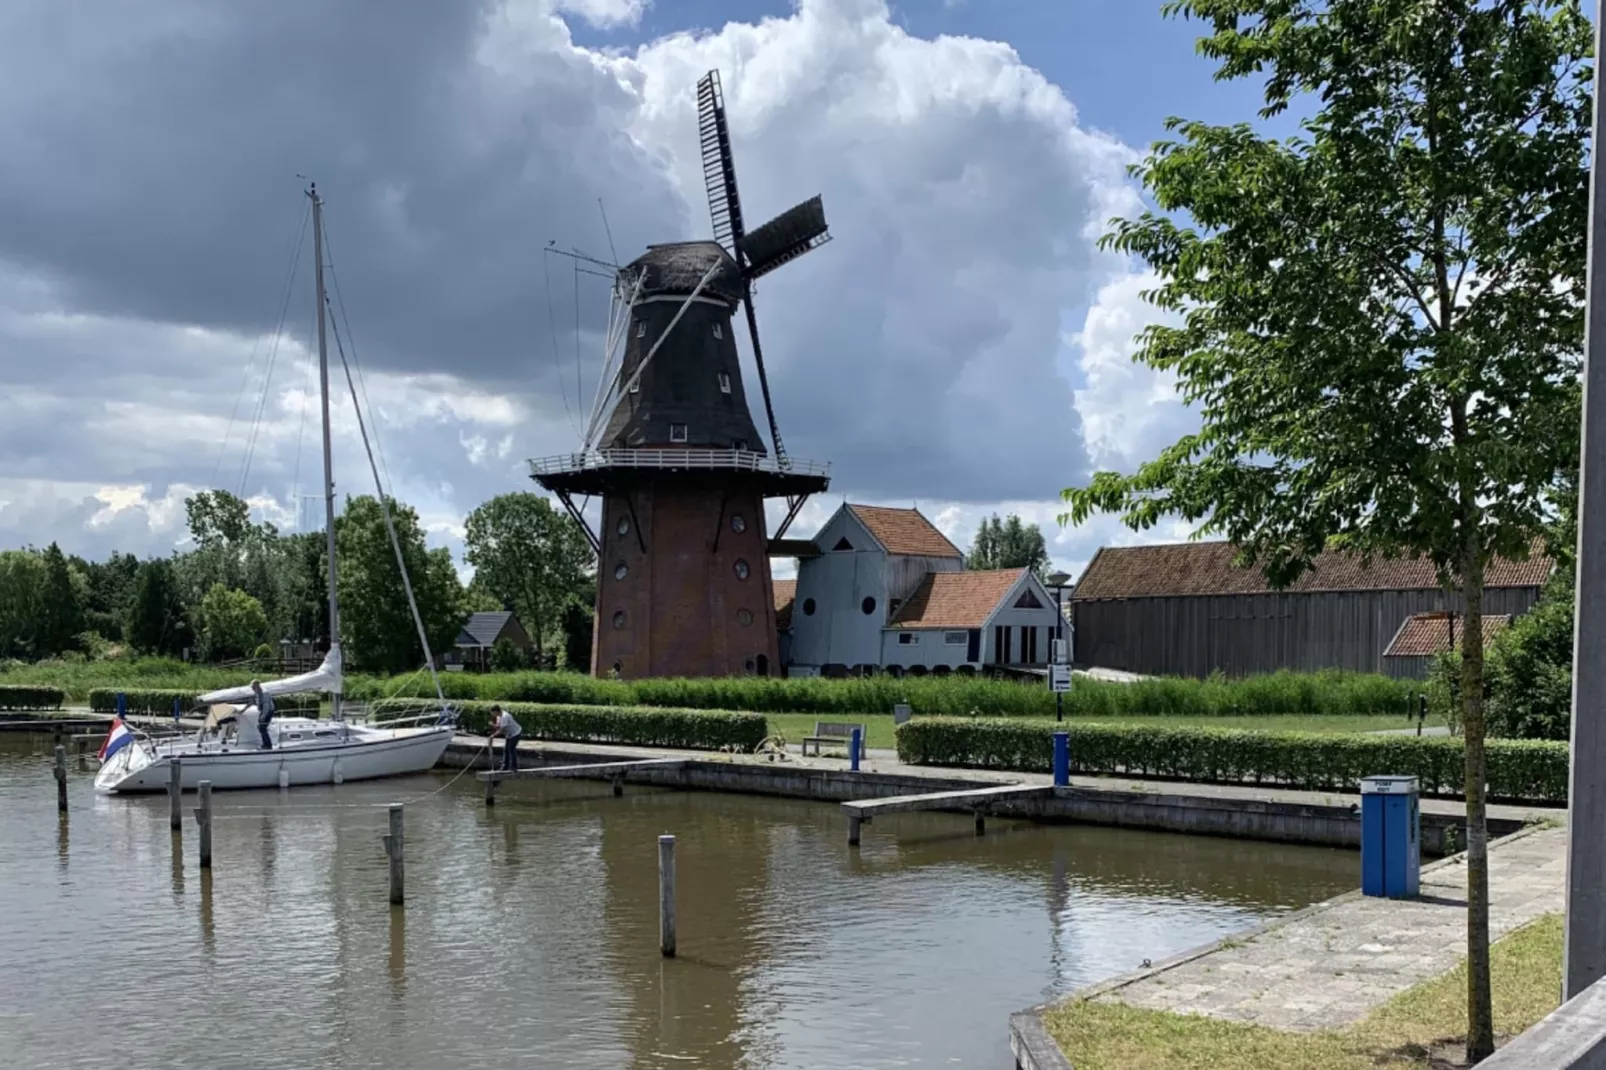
<box><xmin>617</xmin><ymin>515</ymin><xmax>631</xmax><ymax>537</ymax></box>
<box><xmin>861</xmin><ymin>596</ymin><xmax>877</xmax><ymax>615</ymax></box>
<box><xmin>614</xmin><ymin>562</ymin><xmax>628</xmax><ymax>581</ymax></box>
<box><xmin>733</xmin><ymin>559</ymin><xmax>750</xmax><ymax>581</ymax></box>
<box><xmin>738</xmin><ymin>609</ymin><xmax>753</xmax><ymax>627</ymax></box>
<box><xmin>612</xmin><ymin>611</ymin><xmax>627</xmax><ymax>630</ymax></box>
<box><xmin>803</xmin><ymin>598</ymin><xmax>817</xmax><ymax>616</ymax></box>
<box><xmin>730</xmin><ymin>514</ymin><xmax>746</xmax><ymax>534</ymax></box>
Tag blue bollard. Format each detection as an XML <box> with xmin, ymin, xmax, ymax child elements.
<box><xmin>849</xmin><ymin>727</ymin><xmax>862</xmax><ymax>772</ymax></box>
<box><xmin>1052</xmin><ymin>732</ymin><xmax>1069</xmax><ymax>787</ymax></box>
<box><xmin>116</xmin><ymin>692</ymin><xmax>126</xmax><ymax>718</ymax></box>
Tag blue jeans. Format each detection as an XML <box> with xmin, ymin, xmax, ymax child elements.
<box><xmin>259</xmin><ymin>716</ymin><xmax>273</xmax><ymax>749</ymax></box>
<box><xmin>500</xmin><ymin>735</ymin><xmax>520</xmax><ymax>771</ymax></box>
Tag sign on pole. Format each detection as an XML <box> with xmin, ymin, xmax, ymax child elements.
<box><xmin>1048</xmin><ymin>665</ymin><xmax>1071</xmax><ymax>693</ymax></box>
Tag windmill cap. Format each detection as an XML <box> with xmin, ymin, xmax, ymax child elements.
<box><xmin>629</xmin><ymin>241</ymin><xmax>744</xmax><ymax>302</ymax></box>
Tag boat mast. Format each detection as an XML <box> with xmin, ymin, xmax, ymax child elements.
<box><xmin>310</xmin><ymin>184</ymin><xmax>343</xmax><ymax>721</ymax></box>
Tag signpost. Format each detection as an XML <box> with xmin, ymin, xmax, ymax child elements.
<box><xmin>1048</xmin><ymin>665</ymin><xmax>1071</xmax><ymax>694</ymax></box>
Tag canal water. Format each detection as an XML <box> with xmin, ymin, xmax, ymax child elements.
<box><xmin>0</xmin><ymin>736</ymin><xmax>1357</xmax><ymax>1069</ymax></box>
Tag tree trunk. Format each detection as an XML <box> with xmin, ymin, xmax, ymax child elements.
<box><xmin>1461</xmin><ymin>543</ymin><xmax>1494</xmax><ymax>1063</ymax></box>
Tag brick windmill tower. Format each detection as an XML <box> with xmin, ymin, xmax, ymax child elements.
<box><xmin>531</xmin><ymin>70</ymin><xmax>832</xmax><ymax>679</ymax></box>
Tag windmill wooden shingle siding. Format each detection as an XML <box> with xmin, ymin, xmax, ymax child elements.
<box><xmin>529</xmin><ymin>69</ymin><xmax>832</xmax><ymax>680</ymax></box>
<box><xmin>1071</xmin><ymin>541</ymin><xmax>1550</xmax><ymax>679</ymax></box>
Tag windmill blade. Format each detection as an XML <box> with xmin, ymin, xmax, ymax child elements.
<box><xmin>741</xmin><ymin>195</ymin><xmax>831</xmax><ymax>281</ymax></box>
<box><xmin>697</xmin><ymin>70</ymin><xmax>747</xmax><ymax>255</ymax></box>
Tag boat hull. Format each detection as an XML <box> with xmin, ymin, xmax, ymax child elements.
<box><xmin>93</xmin><ymin>726</ymin><xmax>455</xmax><ymax>793</ymax></box>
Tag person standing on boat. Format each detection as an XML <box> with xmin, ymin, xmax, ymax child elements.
<box><xmin>251</xmin><ymin>680</ymin><xmax>275</xmax><ymax>749</ymax></box>
<box><xmin>488</xmin><ymin>705</ymin><xmax>521</xmax><ymax>772</ymax></box>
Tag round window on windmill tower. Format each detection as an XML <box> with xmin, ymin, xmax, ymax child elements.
<box><xmin>734</xmin><ymin>559</ymin><xmax>750</xmax><ymax>581</ymax></box>
<box><xmin>614</xmin><ymin>562</ymin><xmax>628</xmax><ymax>581</ymax></box>
<box><xmin>612</xmin><ymin>610</ymin><xmax>627</xmax><ymax>630</ymax></box>
<box><xmin>862</xmin><ymin>596</ymin><xmax>877</xmax><ymax>615</ymax></box>
<box><xmin>730</xmin><ymin>514</ymin><xmax>746</xmax><ymax>534</ymax></box>
<box><xmin>738</xmin><ymin>608</ymin><xmax>753</xmax><ymax>627</ymax></box>
<box><xmin>616</xmin><ymin>515</ymin><xmax>630</xmax><ymax>538</ymax></box>
<box><xmin>803</xmin><ymin>598</ymin><xmax>817</xmax><ymax>616</ymax></box>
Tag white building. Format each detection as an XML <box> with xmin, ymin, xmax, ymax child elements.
<box><xmin>773</xmin><ymin>503</ymin><xmax>1069</xmax><ymax>677</ymax></box>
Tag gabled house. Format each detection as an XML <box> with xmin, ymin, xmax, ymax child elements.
<box><xmin>776</xmin><ymin>504</ymin><xmax>1068</xmax><ymax>676</ymax></box>
<box><xmin>448</xmin><ymin>610</ymin><xmax>534</xmax><ymax>672</ymax></box>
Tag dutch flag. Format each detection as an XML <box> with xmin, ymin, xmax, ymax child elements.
<box><xmin>98</xmin><ymin>716</ymin><xmax>134</xmax><ymax>762</ymax></box>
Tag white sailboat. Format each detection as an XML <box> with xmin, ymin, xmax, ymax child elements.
<box><xmin>95</xmin><ymin>186</ymin><xmax>456</xmax><ymax>794</ymax></box>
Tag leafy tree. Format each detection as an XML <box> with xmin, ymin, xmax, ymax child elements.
<box><xmin>561</xmin><ymin>595</ymin><xmax>595</xmax><ymax>672</ymax></box>
<box><xmin>185</xmin><ymin>489</ymin><xmax>253</xmax><ymax>549</ymax></box>
<box><xmin>967</xmin><ymin>514</ymin><xmax>1050</xmax><ymax>577</ymax></box>
<box><xmin>196</xmin><ymin>583</ymin><xmax>268</xmax><ymax>661</ymax></box>
<box><xmin>1059</xmin><ymin>2</ymin><xmax>1590</xmax><ymax>1060</ymax></box>
<box><xmin>463</xmin><ymin>492</ymin><xmax>594</xmax><ymax>658</ymax></box>
<box><xmin>127</xmin><ymin>557</ymin><xmax>189</xmax><ymax>657</ymax></box>
<box><xmin>77</xmin><ymin>551</ymin><xmax>140</xmax><ymax>641</ymax></box>
<box><xmin>37</xmin><ymin>543</ymin><xmax>85</xmax><ymax>657</ymax></box>
<box><xmin>489</xmin><ymin>637</ymin><xmax>528</xmax><ymax>672</ymax></box>
<box><xmin>336</xmin><ymin>494</ymin><xmax>466</xmax><ymax>673</ymax></box>
<box><xmin>0</xmin><ymin>549</ymin><xmax>47</xmax><ymax>659</ymax></box>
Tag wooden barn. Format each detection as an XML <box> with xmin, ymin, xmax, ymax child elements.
<box><xmin>1070</xmin><ymin>541</ymin><xmax>1551</xmax><ymax>679</ymax></box>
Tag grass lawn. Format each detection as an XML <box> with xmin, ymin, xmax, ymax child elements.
<box><xmin>764</xmin><ymin>712</ymin><xmax>1448</xmax><ymax>752</ymax></box>
<box><xmin>1042</xmin><ymin>913</ymin><xmax>1563</xmax><ymax>1070</ymax></box>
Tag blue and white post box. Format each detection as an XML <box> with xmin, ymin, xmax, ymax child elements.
<box><xmin>1360</xmin><ymin>775</ymin><xmax>1421</xmax><ymax>899</ymax></box>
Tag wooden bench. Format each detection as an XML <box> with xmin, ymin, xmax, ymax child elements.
<box><xmin>801</xmin><ymin>721</ymin><xmax>867</xmax><ymax>759</ymax></box>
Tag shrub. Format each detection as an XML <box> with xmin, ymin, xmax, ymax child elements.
<box><xmin>88</xmin><ymin>687</ymin><xmax>318</xmax><ymax>716</ymax></box>
<box><xmin>375</xmin><ymin>698</ymin><xmax>769</xmax><ymax>751</ymax></box>
<box><xmin>0</xmin><ymin>685</ymin><xmax>65</xmax><ymax>710</ymax></box>
<box><xmin>894</xmin><ymin>718</ymin><xmax>1569</xmax><ymax>804</ymax></box>
<box><xmin>344</xmin><ymin>666</ymin><xmax>1417</xmax><ymax>718</ymax></box>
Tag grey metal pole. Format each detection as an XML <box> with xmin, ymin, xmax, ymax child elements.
<box><xmin>1055</xmin><ymin>583</ymin><xmax>1065</xmax><ymax>723</ymax></box>
<box><xmin>1564</xmin><ymin>0</ymin><xmax>1606</xmax><ymax>1001</ymax></box>
<box><xmin>310</xmin><ymin>185</ymin><xmax>342</xmax><ymax>723</ymax></box>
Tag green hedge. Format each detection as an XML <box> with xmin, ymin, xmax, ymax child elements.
<box><xmin>88</xmin><ymin>688</ymin><xmax>319</xmax><ymax>716</ymax></box>
<box><xmin>894</xmin><ymin>718</ymin><xmax>1569</xmax><ymax>804</ymax></box>
<box><xmin>0</xmin><ymin>685</ymin><xmax>64</xmax><ymax>710</ymax></box>
<box><xmin>375</xmin><ymin>699</ymin><xmax>769</xmax><ymax>752</ymax></box>
<box><xmin>343</xmin><ymin>667</ymin><xmax>1417</xmax><ymax>719</ymax></box>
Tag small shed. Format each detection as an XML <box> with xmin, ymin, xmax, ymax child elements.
<box><xmin>451</xmin><ymin>611</ymin><xmax>533</xmax><ymax>672</ymax></box>
<box><xmin>1381</xmin><ymin>612</ymin><xmax>1512</xmax><ymax>679</ymax></box>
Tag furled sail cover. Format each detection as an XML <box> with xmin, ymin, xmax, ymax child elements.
<box><xmin>196</xmin><ymin>645</ymin><xmax>344</xmax><ymax>704</ymax></box>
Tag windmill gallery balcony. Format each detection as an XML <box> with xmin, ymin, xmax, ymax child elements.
<box><xmin>528</xmin><ymin>448</ymin><xmax>831</xmax><ymax>497</ymax></box>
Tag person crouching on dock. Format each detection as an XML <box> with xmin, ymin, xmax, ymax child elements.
<box><xmin>488</xmin><ymin>705</ymin><xmax>522</xmax><ymax>772</ymax></box>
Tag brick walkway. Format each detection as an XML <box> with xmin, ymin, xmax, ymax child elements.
<box><xmin>1080</xmin><ymin>824</ymin><xmax>1567</xmax><ymax>1032</ymax></box>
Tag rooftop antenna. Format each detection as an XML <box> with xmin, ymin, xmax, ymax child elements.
<box><xmin>697</xmin><ymin>69</ymin><xmax>831</xmax><ymax>470</ymax></box>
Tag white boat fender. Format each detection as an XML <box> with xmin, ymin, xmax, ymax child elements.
<box><xmin>278</xmin><ymin>766</ymin><xmax>290</xmax><ymax>790</ymax></box>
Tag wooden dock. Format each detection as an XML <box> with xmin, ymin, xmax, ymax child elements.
<box><xmin>841</xmin><ymin>784</ymin><xmax>1055</xmax><ymax>845</ymax></box>
<box><xmin>476</xmin><ymin>757</ymin><xmax>687</xmax><ymax>804</ymax></box>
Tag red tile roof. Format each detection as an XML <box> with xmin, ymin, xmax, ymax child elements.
<box><xmin>848</xmin><ymin>505</ymin><xmax>962</xmax><ymax>559</ymax></box>
<box><xmin>773</xmin><ymin>579</ymin><xmax>797</xmax><ymax>631</ymax></box>
<box><xmin>890</xmin><ymin>569</ymin><xmax>1027</xmax><ymax>629</ymax></box>
<box><xmin>1383</xmin><ymin>612</ymin><xmax>1512</xmax><ymax>658</ymax></box>
<box><xmin>1072</xmin><ymin>541</ymin><xmax>1552</xmax><ymax>600</ymax></box>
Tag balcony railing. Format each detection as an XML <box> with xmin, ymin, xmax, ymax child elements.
<box><xmin>529</xmin><ymin>449</ymin><xmax>830</xmax><ymax>479</ymax></box>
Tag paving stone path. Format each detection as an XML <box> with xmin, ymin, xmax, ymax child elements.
<box><xmin>1085</xmin><ymin>824</ymin><xmax>1567</xmax><ymax>1032</ymax></box>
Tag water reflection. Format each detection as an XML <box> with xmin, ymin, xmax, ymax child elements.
<box><xmin>55</xmin><ymin>814</ymin><xmax>68</xmax><ymax>874</ymax></box>
<box><xmin>0</xmin><ymin>736</ymin><xmax>1358</xmax><ymax>1070</ymax></box>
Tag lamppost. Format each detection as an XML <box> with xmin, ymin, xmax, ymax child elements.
<box><xmin>1047</xmin><ymin>571</ymin><xmax>1071</xmax><ymax>723</ymax></box>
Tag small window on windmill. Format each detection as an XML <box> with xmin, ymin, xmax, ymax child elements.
<box><xmin>670</xmin><ymin>424</ymin><xmax>688</xmax><ymax>443</ymax></box>
<box><xmin>629</xmin><ymin>377</ymin><xmax>640</xmax><ymax>394</ymax></box>
<box><xmin>718</xmin><ymin>372</ymin><xmax>731</xmax><ymax>394</ymax></box>
<box><xmin>712</xmin><ymin>323</ymin><xmax>723</xmax><ymax>340</ymax></box>
<box><xmin>636</xmin><ymin>322</ymin><xmax>646</xmax><ymax>338</ymax></box>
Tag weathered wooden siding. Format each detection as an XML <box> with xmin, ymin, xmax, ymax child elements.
<box><xmin>885</xmin><ymin>553</ymin><xmax>963</xmax><ymax>610</ymax></box>
<box><xmin>1071</xmin><ymin>586</ymin><xmax>1541</xmax><ymax>678</ymax></box>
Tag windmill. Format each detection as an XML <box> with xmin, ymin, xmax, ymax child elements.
<box><xmin>531</xmin><ymin>68</ymin><xmax>834</xmax><ymax>680</ymax></box>
<box><xmin>697</xmin><ymin>69</ymin><xmax>831</xmax><ymax>469</ymax></box>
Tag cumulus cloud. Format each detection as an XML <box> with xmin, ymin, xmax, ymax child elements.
<box><xmin>0</xmin><ymin>0</ymin><xmax>1190</xmax><ymax>579</ymax></box>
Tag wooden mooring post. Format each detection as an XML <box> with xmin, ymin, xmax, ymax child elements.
<box><xmin>194</xmin><ymin>781</ymin><xmax>213</xmax><ymax>869</ymax></box>
<box><xmin>658</xmin><ymin>834</ymin><xmax>677</xmax><ymax>958</ymax></box>
<box><xmin>74</xmin><ymin>735</ymin><xmax>87</xmax><ymax>771</ymax></box>
<box><xmin>384</xmin><ymin>804</ymin><xmax>405</xmax><ymax>905</ymax></box>
<box><xmin>168</xmin><ymin>758</ymin><xmax>183</xmax><ymax>831</ymax></box>
<box><xmin>53</xmin><ymin>745</ymin><xmax>68</xmax><ymax>813</ymax></box>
